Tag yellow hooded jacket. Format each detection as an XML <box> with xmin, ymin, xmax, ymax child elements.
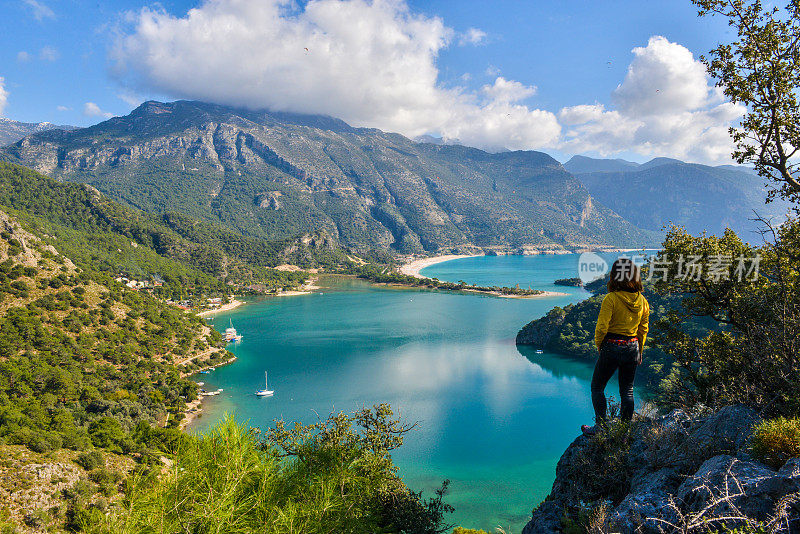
<box><xmin>594</xmin><ymin>291</ymin><xmax>650</xmax><ymax>351</ymax></box>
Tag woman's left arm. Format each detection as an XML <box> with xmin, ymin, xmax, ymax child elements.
<box><xmin>636</xmin><ymin>299</ymin><xmax>650</xmax><ymax>363</ymax></box>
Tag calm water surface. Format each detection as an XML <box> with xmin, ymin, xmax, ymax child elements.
<box><xmin>190</xmin><ymin>253</ymin><xmax>638</xmax><ymax>530</ymax></box>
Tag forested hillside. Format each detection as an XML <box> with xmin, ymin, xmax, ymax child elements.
<box><xmin>0</xmin><ymin>162</ymin><xmax>341</xmax><ymax>301</ymax></box>
<box><xmin>2</xmin><ymin>100</ymin><xmax>656</xmax><ymax>253</ymax></box>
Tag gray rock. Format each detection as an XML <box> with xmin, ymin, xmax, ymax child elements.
<box><xmin>521</xmin><ymin>501</ymin><xmax>562</xmax><ymax>534</ymax></box>
<box><xmin>687</xmin><ymin>405</ymin><xmax>760</xmax><ymax>455</ymax></box>
<box><xmin>676</xmin><ymin>455</ymin><xmax>783</xmax><ymax>522</ymax></box>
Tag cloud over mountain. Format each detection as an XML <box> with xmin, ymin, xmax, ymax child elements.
<box><xmin>112</xmin><ymin>2</ymin><xmax>742</xmax><ymax>163</ymax></box>
<box><xmin>559</xmin><ymin>36</ymin><xmax>745</xmax><ymax>163</ymax></box>
<box><xmin>111</xmin><ymin>0</ymin><xmax>560</xmax><ymax>151</ymax></box>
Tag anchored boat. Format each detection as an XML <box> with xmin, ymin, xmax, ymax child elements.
<box><xmin>256</xmin><ymin>371</ymin><xmax>274</xmax><ymax>397</ymax></box>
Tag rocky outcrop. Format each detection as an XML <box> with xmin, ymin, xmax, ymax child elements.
<box><xmin>522</xmin><ymin>406</ymin><xmax>800</xmax><ymax>533</ymax></box>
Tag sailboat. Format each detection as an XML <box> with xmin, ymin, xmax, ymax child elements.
<box><xmin>255</xmin><ymin>371</ymin><xmax>274</xmax><ymax>397</ymax></box>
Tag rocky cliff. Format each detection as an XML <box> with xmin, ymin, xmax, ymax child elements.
<box><xmin>522</xmin><ymin>406</ymin><xmax>800</xmax><ymax>533</ymax></box>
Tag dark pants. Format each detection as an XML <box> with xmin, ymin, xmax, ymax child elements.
<box><xmin>591</xmin><ymin>340</ymin><xmax>638</xmax><ymax>422</ymax></box>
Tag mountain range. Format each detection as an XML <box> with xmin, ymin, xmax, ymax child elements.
<box><xmin>0</xmin><ymin>117</ymin><xmax>76</xmax><ymax>146</ymax></box>
<box><xmin>1</xmin><ymin>101</ymin><xmax>654</xmax><ymax>253</ymax></box>
<box><xmin>0</xmin><ymin>102</ymin><xmax>787</xmax><ymax>251</ymax></box>
<box><xmin>564</xmin><ymin>155</ymin><xmax>791</xmax><ymax>238</ymax></box>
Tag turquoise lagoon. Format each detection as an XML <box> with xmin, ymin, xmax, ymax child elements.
<box><xmin>189</xmin><ymin>253</ymin><xmax>641</xmax><ymax>530</ymax></box>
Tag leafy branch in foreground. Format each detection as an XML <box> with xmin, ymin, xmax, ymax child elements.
<box><xmin>695</xmin><ymin>0</ymin><xmax>800</xmax><ymax>205</ymax></box>
<box><xmin>98</xmin><ymin>407</ymin><xmax>453</xmax><ymax>534</ymax></box>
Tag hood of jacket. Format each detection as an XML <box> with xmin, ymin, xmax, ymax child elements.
<box><xmin>612</xmin><ymin>291</ymin><xmax>644</xmax><ymax>314</ymax></box>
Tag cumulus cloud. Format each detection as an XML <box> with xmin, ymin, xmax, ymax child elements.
<box><xmin>23</xmin><ymin>0</ymin><xmax>55</xmax><ymax>21</ymax></box>
<box><xmin>559</xmin><ymin>36</ymin><xmax>745</xmax><ymax>163</ymax></box>
<box><xmin>83</xmin><ymin>102</ymin><xmax>114</xmax><ymax>119</ymax></box>
<box><xmin>17</xmin><ymin>51</ymin><xmax>31</xmax><ymax>63</ymax></box>
<box><xmin>57</xmin><ymin>105</ymin><xmax>71</xmax><ymax>111</ymax></box>
<box><xmin>111</xmin><ymin>2</ymin><xmax>742</xmax><ymax>163</ymax></box>
<box><xmin>482</xmin><ymin>77</ymin><xmax>536</xmax><ymax>103</ymax></box>
<box><xmin>39</xmin><ymin>46</ymin><xmax>59</xmax><ymax>62</ymax></box>
<box><xmin>111</xmin><ymin>0</ymin><xmax>560</xmax><ymax>151</ymax></box>
<box><xmin>0</xmin><ymin>77</ymin><xmax>8</xmax><ymax>116</ymax></box>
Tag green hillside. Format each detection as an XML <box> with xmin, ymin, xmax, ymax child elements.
<box><xmin>0</xmin><ymin>162</ymin><xmax>347</xmax><ymax>301</ymax></box>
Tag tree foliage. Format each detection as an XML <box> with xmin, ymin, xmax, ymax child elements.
<box><xmin>695</xmin><ymin>0</ymin><xmax>800</xmax><ymax>204</ymax></box>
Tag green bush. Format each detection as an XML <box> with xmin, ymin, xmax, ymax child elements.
<box><xmin>75</xmin><ymin>451</ymin><xmax>104</xmax><ymax>471</ymax></box>
<box><xmin>750</xmin><ymin>417</ymin><xmax>800</xmax><ymax>469</ymax></box>
<box><xmin>99</xmin><ymin>408</ymin><xmax>453</xmax><ymax>534</ymax></box>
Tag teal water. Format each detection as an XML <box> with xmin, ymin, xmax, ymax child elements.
<box><xmin>190</xmin><ymin>253</ymin><xmax>637</xmax><ymax>530</ymax></box>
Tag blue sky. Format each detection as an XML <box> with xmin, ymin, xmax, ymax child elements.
<box><xmin>0</xmin><ymin>0</ymin><xmax>739</xmax><ymax>163</ymax></box>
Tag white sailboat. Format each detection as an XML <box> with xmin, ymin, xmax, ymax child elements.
<box><xmin>255</xmin><ymin>371</ymin><xmax>274</xmax><ymax>397</ymax></box>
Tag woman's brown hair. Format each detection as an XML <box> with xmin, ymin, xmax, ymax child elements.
<box><xmin>607</xmin><ymin>257</ymin><xmax>643</xmax><ymax>293</ymax></box>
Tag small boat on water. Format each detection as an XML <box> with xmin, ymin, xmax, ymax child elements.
<box><xmin>200</xmin><ymin>388</ymin><xmax>224</xmax><ymax>397</ymax></box>
<box><xmin>225</xmin><ymin>319</ymin><xmax>243</xmax><ymax>342</ymax></box>
<box><xmin>256</xmin><ymin>371</ymin><xmax>274</xmax><ymax>397</ymax></box>
<box><xmin>535</xmin><ymin>349</ymin><xmax>544</xmax><ymax>354</ymax></box>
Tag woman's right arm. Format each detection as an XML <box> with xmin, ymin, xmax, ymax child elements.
<box><xmin>594</xmin><ymin>294</ymin><xmax>613</xmax><ymax>350</ymax></box>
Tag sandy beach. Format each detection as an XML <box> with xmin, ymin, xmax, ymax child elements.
<box><xmin>196</xmin><ymin>299</ymin><xmax>245</xmax><ymax>317</ymax></box>
<box><xmin>399</xmin><ymin>254</ymin><xmax>482</xmax><ymax>278</ymax></box>
<box><xmin>276</xmin><ymin>276</ymin><xmax>320</xmax><ymax>297</ymax></box>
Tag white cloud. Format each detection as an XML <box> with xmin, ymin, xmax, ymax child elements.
<box><xmin>559</xmin><ymin>36</ymin><xmax>745</xmax><ymax>164</ymax></box>
<box><xmin>39</xmin><ymin>46</ymin><xmax>59</xmax><ymax>62</ymax></box>
<box><xmin>459</xmin><ymin>27</ymin><xmax>486</xmax><ymax>46</ymax></box>
<box><xmin>112</xmin><ymin>0</ymin><xmax>560</xmax><ymax>151</ymax></box>
<box><xmin>23</xmin><ymin>0</ymin><xmax>55</xmax><ymax>21</ymax></box>
<box><xmin>83</xmin><ymin>102</ymin><xmax>114</xmax><ymax>119</ymax></box>
<box><xmin>482</xmin><ymin>77</ymin><xmax>536</xmax><ymax>103</ymax></box>
<box><xmin>57</xmin><ymin>105</ymin><xmax>71</xmax><ymax>112</ymax></box>
<box><xmin>111</xmin><ymin>2</ymin><xmax>742</xmax><ymax>164</ymax></box>
<box><xmin>0</xmin><ymin>77</ymin><xmax>8</xmax><ymax>116</ymax></box>
<box><xmin>117</xmin><ymin>91</ymin><xmax>143</xmax><ymax>107</ymax></box>
<box><xmin>17</xmin><ymin>51</ymin><xmax>31</xmax><ymax>63</ymax></box>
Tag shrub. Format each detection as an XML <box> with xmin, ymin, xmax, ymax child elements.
<box><xmin>103</xmin><ymin>408</ymin><xmax>453</xmax><ymax>534</ymax></box>
<box><xmin>750</xmin><ymin>417</ymin><xmax>800</xmax><ymax>469</ymax></box>
<box><xmin>75</xmin><ymin>451</ymin><xmax>104</xmax><ymax>471</ymax></box>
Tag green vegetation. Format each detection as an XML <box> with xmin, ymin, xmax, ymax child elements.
<box><xmin>553</xmin><ymin>277</ymin><xmax>583</xmax><ymax>287</ymax></box>
<box><xmin>0</xmin><ymin>220</ymin><xmax>221</xmax><ymax>453</ymax></box>
<box><xmin>653</xmin><ymin>221</ymin><xmax>800</xmax><ymax>417</ymax></box>
<box><xmin>355</xmin><ymin>263</ymin><xmax>543</xmax><ymax>296</ymax></box>
<box><xmin>0</xmin><ymin>162</ymin><xmax>334</xmax><ymax>302</ymax></box>
<box><xmin>750</xmin><ymin>417</ymin><xmax>800</xmax><ymax>469</ymax></box>
<box><xmin>87</xmin><ymin>407</ymin><xmax>452</xmax><ymax>534</ymax></box>
<box><xmin>695</xmin><ymin>0</ymin><xmax>800</xmax><ymax>205</ymax></box>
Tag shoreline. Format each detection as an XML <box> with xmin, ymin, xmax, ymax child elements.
<box><xmin>399</xmin><ymin>254</ymin><xmax>483</xmax><ymax>278</ymax></box>
<box><xmin>276</xmin><ymin>276</ymin><xmax>320</xmax><ymax>297</ymax></box>
<box><xmin>196</xmin><ymin>299</ymin><xmax>245</xmax><ymax>317</ymax></box>
<box><xmin>397</xmin><ymin>254</ymin><xmax>567</xmax><ymax>298</ymax></box>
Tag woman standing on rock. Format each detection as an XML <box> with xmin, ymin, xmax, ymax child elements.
<box><xmin>582</xmin><ymin>257</ymin><xmax>649</xmax><ymax>435</ymax></box>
